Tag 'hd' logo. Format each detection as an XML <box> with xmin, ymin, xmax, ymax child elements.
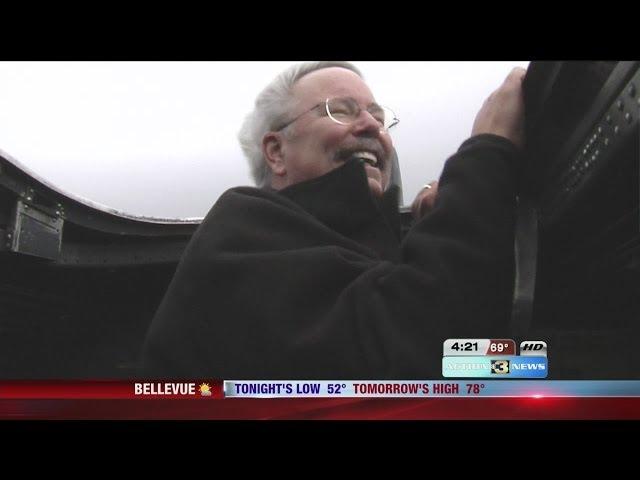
<box><xmin>519</xmin><ymin>341</ymin><xmax>547</xmax><ymax>357</ymax></box>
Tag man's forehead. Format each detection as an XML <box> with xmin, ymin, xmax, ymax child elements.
<box><xmin>292</xmin><ymin>67</ymin><xmax>375</xmax><ymax>104</ymax></box>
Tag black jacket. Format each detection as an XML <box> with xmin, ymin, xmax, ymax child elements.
<box><xmin>140</xmin><ymin>134</ymin><xmax>519</xmax><ymax>379</ymax></box>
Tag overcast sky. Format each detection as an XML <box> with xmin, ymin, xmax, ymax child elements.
<box><xmin>0</xmin><ymin>61</ymin><xmax>529</xmax><ymax>218</ymax></box>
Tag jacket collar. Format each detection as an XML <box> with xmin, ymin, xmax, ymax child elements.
<box><xmin>277</xmin><ymin>159</ymin><xmax>402</xmax><ymax>260</ymax></box>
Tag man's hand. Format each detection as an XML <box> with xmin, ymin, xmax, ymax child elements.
<box><xmin>411</xmin><ymin>181</ymin><xmax>439</xmax><ymax>219</ymax></box>
<box><xmin>471</xmin><ymin>67</ymin><xmax>527</xmax><ymax>148</ymax></box>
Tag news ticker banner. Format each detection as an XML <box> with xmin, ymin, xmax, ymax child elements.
<box><xmin>2</xmin><ymin>381</ymin><xmax>640</xmax><ymax>399</ymax></box>
<box><xmin>223</xmin><ymin>380</ymin><xmax>640</xmax><ymax>398</ymax></box>
<box><xmin>442</xmin><ymin>339</ymin><xmax>548</xmax><ymax>378</ymax></box>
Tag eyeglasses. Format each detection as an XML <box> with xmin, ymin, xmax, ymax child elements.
<box><xmin>275</xmin><ymin>97</ymin><xmax>399</xmax><ymax>132</ymax></box>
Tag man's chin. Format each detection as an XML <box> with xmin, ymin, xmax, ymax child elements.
<box><xmin>363</xmin><ymin>164</ymin><xmax>384</xmax><ymax>198</ymax></box>
<box><xmin>367</xmin><ymin>177</ymin><xmax>384</xmax><ymax>198</ymax></box>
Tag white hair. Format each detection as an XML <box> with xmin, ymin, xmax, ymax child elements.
<box><xmin>238</xmin><ymin>61</ymin><xmax>362</xmax><ymax>187</ymax></box>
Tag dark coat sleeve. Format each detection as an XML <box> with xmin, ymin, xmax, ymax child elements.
<box><xmin>140</xmin><ymin>134</ymin><xmax>519</xmax><ymax>379</ymax></box>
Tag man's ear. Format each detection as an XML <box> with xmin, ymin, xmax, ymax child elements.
<box><xmin>262</xmin><ymin>132</ymin><xmax>286</xmax><ymax>177</ymax></box>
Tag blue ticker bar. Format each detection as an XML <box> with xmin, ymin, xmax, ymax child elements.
<box><xmin>442</xmin><ymin>355</ymin><xmax>548</xmax><ymax>378</ymax></box>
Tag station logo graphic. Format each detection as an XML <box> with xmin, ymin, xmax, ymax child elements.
<box><xmin>491</xmin><ymin>359</ymin><xmax>510</xmax><ymax>374</ymax></box>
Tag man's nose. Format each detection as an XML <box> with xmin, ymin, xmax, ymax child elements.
<box><xmin>351</xmin><ymin>109</ymin><xmax>384</xmax><ymax>136</ymax></box>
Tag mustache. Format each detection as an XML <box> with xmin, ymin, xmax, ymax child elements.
<box><xmin>333</xmin><ymin>140</ymin><xmax>389</xmax><ymax>165</ymax></box>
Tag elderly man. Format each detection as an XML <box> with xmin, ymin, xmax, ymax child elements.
<box><xmin>140</xmin><ymin>61</ymin><xmax>526</xmax><ymax>379</ymax></box>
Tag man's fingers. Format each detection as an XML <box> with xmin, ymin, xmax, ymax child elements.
<box><xmin>412</xmin><ymin>181</ymin><xmax>439</xmax><ymax>219</ymax></box>
<box><xmin>511</xmin><ymin>66</ymin><xmax>527</xmax><ymax>78</ymax></box>
<box><xmin>471</xmin><ymin>65</ymin><xmax>527</xmax><ymax>148</ymax></box>
<box><xmin>504</xmin><ymin>67</ymin><xmax>527</xmax><ymax>86</ymax></box>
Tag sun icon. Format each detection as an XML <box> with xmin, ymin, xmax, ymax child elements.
<box><xmin>199</xmin><ymin>383</ymin><xmax>212</xmax><ymax>396</ymax></box>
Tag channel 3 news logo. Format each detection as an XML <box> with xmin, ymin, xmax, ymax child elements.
<box><xmin>491</xmin><ymin>359</ymin><xmax>510</xmax><ymax>374</ymax></box>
